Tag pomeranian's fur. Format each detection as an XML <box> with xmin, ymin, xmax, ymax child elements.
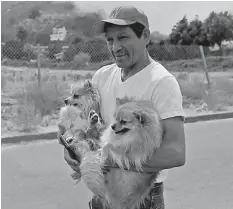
<box><xmin>78</xmin><ymin>97</ymin><xmax>163</xmax><ymax>209</ymax></box>
<box><xmin>58</xmin><ymin>80</ymin><xmax>103</xmax><ymax>148</ymax></box>
<box><xmin>64</xmin><ymin>79</ymin><xmax>101</xmax><ymax>121</ymax></box>
<box><xmin>58</xmin><ymin>80</ymin><xmax>163</xmax><ymax>209</ymax></box>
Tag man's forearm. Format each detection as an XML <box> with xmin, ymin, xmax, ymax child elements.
<box><xmin>106</xmin><ymin>145</ymin><xmax>184</xmax><ymax>173</ymax></box>
<box><xmin>143</xmin><ymin>143</ymin><xmax>185</xmax><ymax>170</ymax></box>
<box><xmin>125</xmin><ymin>144</ymin><xmax>184</xmax><ymax>173</ymax></box>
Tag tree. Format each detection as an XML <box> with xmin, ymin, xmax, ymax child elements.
<box><xmin>150</xmin><ymin>30</ymin><xmax>168</xmax><ymax>43</ymax></box>
<box><xmin>28</xmin><ymin>7</ymin><xmax>41</xmax><ymax>19</ymax></box>
<box><xmin>169</xmin><ymin>15</ymin><xmax>192</xmax><ymax>45</ymax></box>
<box><xmin>203</xmin><ymin>11</ymin><xmax>233</xmax><ymax>50</ymax></box>
<box><xmin>17</xmin><ymin>26</ymin><xmax>28</xmax><ymax>42</ymax></box>
<box><xmin>188</xmin><ymin>16</ymin><xmax>210</xmax><ymax>46</ymax></box>
<box><xmin>35</xmin><ymin>31</ymin><xmax>50</xmax><ymax>45</ymax></box>
<box><xmin>168</xmin><ymin>15</ymin><xmax>211</xmax><ymax>46</ymax></box>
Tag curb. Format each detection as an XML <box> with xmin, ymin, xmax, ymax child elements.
<box><xmin>1</xmin><ymin>112</ymin><xmax>233</xmax><ymax>145</ymax></box>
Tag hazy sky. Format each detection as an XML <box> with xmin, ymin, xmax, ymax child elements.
<box><xmin>75</xmin><ymin>1</ymin><xmax>233</xmax><ymax>35</ymax></box>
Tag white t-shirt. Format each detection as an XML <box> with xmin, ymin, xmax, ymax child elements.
<box><xmin>91</xmin><ymin>60</ymin><xmax>185</xmax><ymax>182</ymax></box>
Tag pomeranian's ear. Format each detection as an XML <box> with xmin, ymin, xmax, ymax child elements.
<box><xmin>84</xmin><ymin>80</ymin><xmax>92</xmax><ymax>88</ymax></box>
<box><xmin>133</xmin><ymin>110</ymin><xmax>145</xmax><ymax>124</ymax></box>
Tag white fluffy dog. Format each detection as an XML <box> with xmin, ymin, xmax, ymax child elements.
<box><xmin>58</xmin><ymin>81</ymin><xmax>163</xmax><ymax>209</ymax></box>
<box><xmin>78</xmin><ymin>98</ymin><xmax>163</xmax><ymax>209</ymax></box>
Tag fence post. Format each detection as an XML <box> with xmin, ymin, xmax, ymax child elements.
<box><xmin>199</xmin><ymin>45</ymin><xmax>211</xmax><ymax>89</ymax></box>
<box><xmin>199</xmin><ymin>45</ymin><xmax>215</xmax><ymax>110</ymax></box>
<box><xmin>37</xmin><ymin>43</ymin><xmax>41</xmax><ymax>87</ymax></box>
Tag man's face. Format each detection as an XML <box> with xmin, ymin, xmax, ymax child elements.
<box><xmin>105</xmin><ymin>25</ymin><xmax>147</xmax><ymax>69</ymax></box>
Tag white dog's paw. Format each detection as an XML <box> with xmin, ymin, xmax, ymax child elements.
<box><xmin>89</xmin><ymin>110</ymin><xmax>99</xmax><ymax>125</ymax></box>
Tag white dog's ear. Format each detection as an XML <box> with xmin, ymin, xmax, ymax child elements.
<box><xmin>84</xmin><ymin>79</ymin><xmax>92</xmax><ymax>88</ymax></box>
<box><xmin>133</xmin><ymin>111</ymin><xmax>145</xmax><ymax>124</ymax></box>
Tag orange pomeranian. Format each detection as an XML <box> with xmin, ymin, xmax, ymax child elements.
<box><xmin>77</xmin><ymin>97</ymin><xmax>163</xmax><ymax>209</ymax></box>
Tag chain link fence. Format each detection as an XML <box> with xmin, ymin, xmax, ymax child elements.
<box><xmin>1</xmin><ymin>39</ymin><xmax>233</xmax><ymax>72</ymax></box>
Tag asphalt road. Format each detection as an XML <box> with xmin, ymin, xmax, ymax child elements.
<box><xmin>2</xmin><ymin>119</ymin><xmax>233</xmax><ymax>209</ymax></box>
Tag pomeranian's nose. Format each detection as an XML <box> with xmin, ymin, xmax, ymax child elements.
<box><xmin>64</xmin><ymin>98</ymin><xmax>68</xmax><ymax>105</ymax></box>
<box><xmin>111</xmin><ymin>124</ymin><xmax>116</xmax><ymax>130</ymax></box>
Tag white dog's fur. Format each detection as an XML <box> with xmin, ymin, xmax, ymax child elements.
<box><xmin>78</xmin><ymin>98</ymin><xmax>163</xmax><ymax>209</ymax></box>
<box><xmin>58</xmin><ymin>81</ymin><xmax>163</xmax><ymax>209</ymax></box>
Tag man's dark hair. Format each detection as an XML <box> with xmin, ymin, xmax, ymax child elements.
<box><xmin>104</xmin><ymin>22</ymin><xmax>145</xmax><ymax>38</ymax></box>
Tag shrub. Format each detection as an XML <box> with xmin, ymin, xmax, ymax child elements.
<box><xmin>2</xmin><ymin>40</ymin><xmax>25</xmax><ymax>60</ymax></box>
<box><xmin>47</xmin><ymin>41</ymin><xmax>63</xmax><ymax>59</ymax></box>
<box><xmin>178</xmin><ymin>74</ymin><xmax>207</xmax><ymax>100</ymax></box>
<box><xmin>82</xmin><ymin>39</ymin><xmax>111</xmax><ymax>62</ymax></box>
<box><xmin>63</xmin><ymin>43</ymin><xmax>84</xmax><ymax>62</ymax></box>
<box><xmin>15</xmin><ymin>79</ymin><xmax>67</xmax><ymax>116</ymax></box>
<box><xmin>14</xmin><ymin>102</ymin><xmax>41</xmax><ymax>132</ymax></box>
<box><xmin>28</xmin><ymin>7</ymin><xmax>41</xmax><ymax>19</ymax></box>
<box><xmin>72</xmin><ymin>52</ymin><xmax>91</xmax><ymax>69</ymax></box>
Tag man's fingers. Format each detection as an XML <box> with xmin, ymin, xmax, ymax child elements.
<box><xmin>64</xmin><ymin>148</ymin><xmax>79</xmax><ymax>167</ymax></box>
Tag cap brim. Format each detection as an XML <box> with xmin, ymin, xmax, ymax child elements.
<box><xmin>94</xmin><ymin>19</ymin><xmax>136</xmax><ymax>35</ymax></box>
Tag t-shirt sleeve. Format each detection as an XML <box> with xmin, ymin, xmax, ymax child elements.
<box><xmin>91</xmin><ymin>69</ymin><xmax>101</xmax><ymax>90</ymax></box>
<box><xmin>151</xmin><ymin>76</ymin><xmax>185</xmax><ymax>120</ymax></box>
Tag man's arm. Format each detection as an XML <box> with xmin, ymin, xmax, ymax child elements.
<box><xmin>135</xmin><ymin>116</ymin><xmax>185</xmax><ymax>173</ymax></box>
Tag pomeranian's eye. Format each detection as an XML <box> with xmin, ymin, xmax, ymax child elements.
<box><xmin>120</xmin><ymin>120</ymin><xmax>127</xmax><ymax>125</ymax></box>
<box><xmin>73</xmin><ymin>94</ymin><xmax>80</xmax><ymax>99</ymax></box>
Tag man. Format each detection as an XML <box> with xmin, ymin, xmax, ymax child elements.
<box><xmin>62</xmin><ymin>5</ymin><xmax>186</xmax><ymax>209</ymax></box>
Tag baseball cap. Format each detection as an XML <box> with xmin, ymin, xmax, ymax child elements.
<box><xmin>94</xmin><ymin>5</ymin><xmax>149</xmax><ymax>35</ymax></box>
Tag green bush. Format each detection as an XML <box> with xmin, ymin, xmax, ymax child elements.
<box><xmin>15</xmin><ymin>79</ymin><xmax>67</xmax><ymax>116</ymax></box>
<box><xmin>72</xmin><ymin>52</ymin><xmax>91</xmax><ymax>69</ymax></box>
<box><xmin>2</xmin><ymin>40</ymin><xmax>25</xmax><ymax>60</ymax></box>
<box><xmin>63</xmin><ymin>43</ymin><xmax>83</xmax><ymax>62</ymax></box>
<box><xmin>82</xmin><ymin>39</ymin><xmax>111</xmax><ymax>62</ymax></box>
<box><xmin>47</xmin><ymin>41</ymin><xmax>63</xmax><ymax>59</ymax></box>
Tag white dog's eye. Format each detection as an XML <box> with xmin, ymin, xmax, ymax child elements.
<box><xmin>120</xmin><ymin>120</ymin><xmax>127</xmax><ymax>125</ymax></box>
<box><xmin>73</xmin><ymin>94</ymin><xmax>80</xmax><ymax>99</ymax></box>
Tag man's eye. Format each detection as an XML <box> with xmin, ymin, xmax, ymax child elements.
<box><xmin>119</xmin><ymin>36</ymin><xmax>128</xmax><ymax>40</ymax></box>
<box><xmin>107</xmin><ymin>38</ymin><xmax>113</xmax><ymax>42</ymax></box>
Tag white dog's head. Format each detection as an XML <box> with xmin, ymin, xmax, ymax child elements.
<box><xmin>101</xmin><ymin>97</ymin><xmax>163</xmax><ymax>168</ymax></box>
<box><xmin>64</xmin><ymin>80</ymin><xmax>101</xmax><ymax>119</ymax></box>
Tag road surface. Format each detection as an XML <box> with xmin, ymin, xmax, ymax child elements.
<box><xmin>2</xmin><ymin>119</ymin><xmax>233</xmax><ymax>209</ymax></box>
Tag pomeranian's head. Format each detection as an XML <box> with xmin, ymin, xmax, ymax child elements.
<box><xmin>102</xmin><ymin>97</ymin><xmax>163</xmax><ymax>159</ymax></box>
<box><xmin>64</xmin><ymin>80</ymin><xmax>100</xmax><ymax>118</ymax></box>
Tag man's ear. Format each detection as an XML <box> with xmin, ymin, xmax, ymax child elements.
<box><xmin>142</xmin><ymin>28</ymin><xmax>151</xmax><ymax>44</ymax></box>
<box><xmin>133</xmin><ymin>110</ymin><xmax>145</xmax><ymax>124</ymax></box>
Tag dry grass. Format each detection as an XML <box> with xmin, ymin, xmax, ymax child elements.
<box><xmin>1</xmin><ymin>66</ymin><xmax>233</xmax><ymax>134</ymax></box>
<box><xmin>177</xmin><ymin>72</ymin><xmax>233</xmax><ymax>111</ymax></box>
<box><xmin>1</xmin><ymin>68</ymin><xmax>92</xmax><ymax>133</ymax></box>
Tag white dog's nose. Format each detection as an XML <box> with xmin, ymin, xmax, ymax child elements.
<box><xmin>111</xmin><ymin>124</ymin><xmax>116</xmax><ymax>130</ymax></box>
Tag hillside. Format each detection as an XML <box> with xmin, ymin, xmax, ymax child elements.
<box><xmin>1</xmin><ymin>1</ymin><xmax>105</xmax><ymax>44</ymax></box>
<box><xmin>1</xmin><ymin>1</ymin><xmax>169</xmax><ymax>45</ymax></box>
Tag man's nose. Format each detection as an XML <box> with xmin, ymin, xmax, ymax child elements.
<box><xmin>112</xmin><ymin>41</ymin><xmax>122</xmax><ymax>53</ymax></box>
<box><xmin>111</xmin><ymin>124</ymin><xmax>116</xmax><ymax>130</ymax></box>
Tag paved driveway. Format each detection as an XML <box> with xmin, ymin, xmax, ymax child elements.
<box><xmin>2</xmin><ymin>119</ymin><xmax>233</xmax><ymax>209</ymax></box>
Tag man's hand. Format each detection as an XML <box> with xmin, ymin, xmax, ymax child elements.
<box><xmin>57</xmin><ymin>124</ymin><xmax>81</xmax><ymax>173</ymax></box>
<box><xmin>64</xmin><ymin>147</ymin><xmax>81</xmax><ymax>173</ymax></box>
<box><xmin>57</xmin><ymin>124</ymin><xmax>66</xmax><ymax>144</ymax></box>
